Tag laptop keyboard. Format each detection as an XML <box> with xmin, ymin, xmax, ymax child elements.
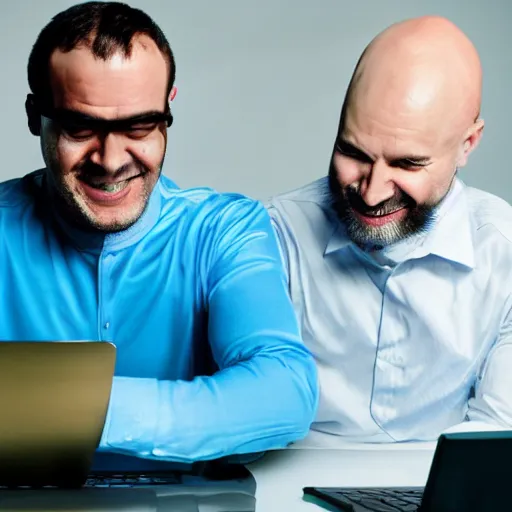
<box><xmin>85</xmin><ymin>472</ymin><xmax>183</xmax><ymax>488</ymax></box>
<box><xmin>321</xmin><ymin>488</ymin><xmax>423</xmax><ymax>512</ymax></box>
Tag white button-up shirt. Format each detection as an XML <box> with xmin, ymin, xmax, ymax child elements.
<box><xmin>267</xmin><ymin>177</ymin><xmax>512</xmax><ymax>442</ymax></box>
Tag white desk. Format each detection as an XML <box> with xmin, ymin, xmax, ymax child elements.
<box><xmin>248</xmin><ymin>442</ymin><xmax>437</xmax><ymax>512</ymax></box>
<box><xmin>0</xmin><ymin>442</ymin><xmax>437</xmax><ymax>511</ymax></box>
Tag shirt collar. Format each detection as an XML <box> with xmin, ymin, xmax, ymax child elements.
<box><xmin>37</xmin><ymin>171</ymin><xmax>162</xmax><ymax>254</ymax></box>
<box><xmin>421</xmin><ymin>179</ymin><xmax>475</xmax><ymax>269</ymax></box>
<box><xmin>324</xmin><ymin>222</ymin><xmax>351</xmax><ymax>256</ymax></box>
<box><xmin>324</xmin><ymin>178</ymin><xmax>475</xmax><ymax>269</ymax></box>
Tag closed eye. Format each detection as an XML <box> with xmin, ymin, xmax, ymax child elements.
<box><xmin>335</xmin><ymin>140</ymin><xmax>373</xmax><ymax>164</ymax></box>
<box><xmin>125</xmin><ymin>123</ymin><xmax>159</xmax><ymax>139</ymax></box>
<box><xmin>62</xmin><ymin>124</ymin><xmax>95</xmax><ymax>141</ymax></box>
<box><xmin>391</xmin><ymin>159</ymin><xmax>431</xmax><ymax>170</ymax></box>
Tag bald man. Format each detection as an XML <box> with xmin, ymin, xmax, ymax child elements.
<box><xmin>268</xmin><ymin>16</ymin><xmax>512</xmax><ymax>443</ymax></box>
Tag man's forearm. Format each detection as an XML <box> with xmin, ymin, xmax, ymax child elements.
<box><xmin>99</xmin><ymin>349</ymin><xmax>318</xmax><ymax>462</ymax></box>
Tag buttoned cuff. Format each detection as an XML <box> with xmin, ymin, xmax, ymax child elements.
<box><xmin>99</xmin><ymin>376</ymin><xmax>159</xmax><ymax>456</ymax></box>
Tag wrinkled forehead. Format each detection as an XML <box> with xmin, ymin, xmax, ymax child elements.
<box><xmin>48</xmin><ymin>36</ymin><xmax>169</xmax><ymax>117</ymax></box>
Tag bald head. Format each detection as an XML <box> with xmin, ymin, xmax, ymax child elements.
<box><xmin>346</xmin><ymin>16</ymin><xmax>482</xmax><ymax>141</ymax></box>
<box><xmin>330</xmin><ymin>16</ymin><xmax>485</xmax><ymax>249</ymax></box>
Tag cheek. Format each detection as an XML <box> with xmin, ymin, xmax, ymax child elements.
<box><xmin>394</xmin><ymin>167</ymin><xmax>454</xmax><ymax>205</ymax></box>
<box><xmin>41</xmin><ymin>130</ymin><xmax>87</xmax><ymax>178</ymax></box>
<box><xmin>130</xmin><ymin>133</ymin><xmax>166</xmax><ymax>170</ymax></box>
<box><xmin>332</xmin><ymin>153</ymin><xmax>364</xmax><ymax>186</ymax></box>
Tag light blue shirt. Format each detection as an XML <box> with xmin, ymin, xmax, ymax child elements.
<box><xmin>267</xmin><ymin>177</ymin><xmax>512</xmax><ymax>443</ymax></box>
<box><xmin>0</xmin><ymin>170</ymin><xmax>318</xmax><ymax>462</ymax></box>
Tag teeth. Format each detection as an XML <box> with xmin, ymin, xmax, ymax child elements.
<box><xmin>90</xmin><ymin>180</ymin><xmax>128</xmax><ymax>193</ymax></box>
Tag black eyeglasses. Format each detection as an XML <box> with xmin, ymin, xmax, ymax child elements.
<box><xmin>29</xmin><ymin>94</ymin><xmax>173</xmax><ymax>139</ymax></box>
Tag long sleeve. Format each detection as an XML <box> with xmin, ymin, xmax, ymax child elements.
<box><xmin>443</xmin><ymin>305</ymin><xmax>512</xmax><ymax>436</ymax></box>
<box><xmin>99</xmin><ymin>199</ymin><xmax>319</xmax><ymax>462</ymax></box>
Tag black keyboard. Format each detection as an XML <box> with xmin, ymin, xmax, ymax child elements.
<box><xmin>85</xmin><ymin>472</ymin><xmax>183</xmax><ymax>488</ymax></box>
<box><xmin>305</xmin><ymin>487</ymin><xmax>424</xmax><ymax>512</ymax></box>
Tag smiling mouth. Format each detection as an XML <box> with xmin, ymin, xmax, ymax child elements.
<box><xmin>360</xmin><ymin>207</ymin><xmax>406</xmax><ymax>218</ymax></box>
<box><xmin>352</xmin><ymin>207</ymin><xmax>408</xmax><ymax>228</ymax></box>
<box><xmin>79</xmin><ymin>174</ymin><xmax>142</xmax><ymax>194</ymax></box>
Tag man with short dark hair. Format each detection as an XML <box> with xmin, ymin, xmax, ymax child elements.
<box><xmin>0</xmin><ymin>1</ymin><xmax>318</xmax><ymax>462</ymax></box>
<box><xmin>268</xmin><ymin>16</ymin><xmax>512</xmax><ymax>443</ymax></box>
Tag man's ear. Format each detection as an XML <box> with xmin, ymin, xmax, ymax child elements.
<box><xmin>168</xmin><ymin>86</ymin><xmax>177</xmax><ymax>103</ymax></box>
<box><xmin>457</xmin><ymin>118</ymin><xmax>484</xmax><ymax>168</ymax></box>
<box><xmin>25</xmin><ymin>94</ymin><xmax>41</xmax><ymax>136</ymax></box>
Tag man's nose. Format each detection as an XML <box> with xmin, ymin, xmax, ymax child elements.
<box><xmin>359</xmin><ymin>160</ymin><xmax>396</xmax><ymax>207</ymax></box>
<box><xmin>89</xmin><ymin>133</ymin><xmax>131</xmax><ymax>173</ymax></box>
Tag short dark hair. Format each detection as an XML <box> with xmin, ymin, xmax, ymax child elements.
<box><xmin>27</xmin><ymin>1</ymin><xmax>176</xmax><ymax>103</ymax></box>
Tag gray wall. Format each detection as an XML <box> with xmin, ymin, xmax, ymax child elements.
<box><xmin>1</xmin><ymin>0</ymin><xmax>510</xmax><ymax>201</ymax></box>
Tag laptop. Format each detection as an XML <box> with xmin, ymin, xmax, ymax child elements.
<box><xmin>0</xmin><ymin>341</ymin><xmax>116</xmax><ymax>488</ymax></box>
<box><xmin>0</xmin><ymin>471</ymin><xmax>257</xmax><ymax>511</ymax></box>
<box><xmin>0</xmin><ymin>341</ymin><xmax>258</xmax><ymax>511</ymax></box>
<box><xmin>303</xmin><ymin>430</ymin><xmax>512</xmax><ymax>512</ymax></box>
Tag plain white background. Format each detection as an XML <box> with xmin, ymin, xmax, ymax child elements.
<box><xmin>1</xmin><ymin>0</ymin><xmax>510</xmax><ymax>201</ymax></box>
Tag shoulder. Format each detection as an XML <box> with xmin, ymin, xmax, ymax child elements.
<box><xmin>0</xmin><ymin>170</ymin><xmax>42</xmax><ymax>214</ymax></box>
<box><xmin>267</xmin><ymin>177</ymin><xmax>334</xmax><ymax>223</ymax></box>
<box><xmin>159</xmin><ymin>181</ymin><xmax>282</xmax><ymax>273</ymax></box>
<box><xmin>159</xmin><ymin>177</ymin><xmax>271</xmax><ymax>234</ymax></box>
<box><xmin>268</xmin><ymin>177</ymin><xmax>331</xmax><ymax>210</ymax></box>
<box><xmin>266</xmin><ymin>177</ymin><xmax>338</xmax><ymax>247</ymax></box>
<box><xmin>465</xmin><ymin>185</ymin><xmax>512</xmax><ymax>246</ymax></box>
<box><xmin>0</xmin><ymin>171</ymin><xmax>46</xmax><ymax>256</ymax></box>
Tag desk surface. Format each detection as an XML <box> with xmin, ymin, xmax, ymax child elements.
<box><xmin>0</xmin><ymin>443</ymin><xmax>437</xmax><ymax>511</ymax></box>
<box><xmin>248</xmin><ymin>443</ymin><xmax>437</xmax><ymax>512</ymax></box>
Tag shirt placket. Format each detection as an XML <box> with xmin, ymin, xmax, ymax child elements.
<box><xmin>370</xmin><ymin>266</ymin><xmax>407</xmax><ymax>438</ymax></box>
<box><xmin>98</xmin><ymin>250</ymin><xmax>114</xmax><ymax>343</ymax></box>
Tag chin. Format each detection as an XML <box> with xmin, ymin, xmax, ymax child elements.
<box><xmin>72</xmin><ymin>200</ymin><xmax>145</xmax><ymax>233</ymax></box>
<box><xmin>80</xmin><ymin>187</ymin><xmax>150</xmax><ymax>231</ymax></box>
<box><xmin>92</xmin><ymin>208</ymin><xmax>145</xmax><ymax>233</ymax></box>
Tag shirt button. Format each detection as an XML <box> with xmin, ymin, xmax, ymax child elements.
<box><xmin>104</xmin><ymin>322</ymin><xmax>110</xmax><ymax>329</ymax></box>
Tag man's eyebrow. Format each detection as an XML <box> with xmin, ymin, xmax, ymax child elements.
<box><xmin>53</xmin><ymin>108</ymin><xmax>167</xmax><ymax>123</ymax></box>
<box><xmin>337</xmin><ymin>138</ymin><xmax>431</xmax><ymax>165</ymax></box>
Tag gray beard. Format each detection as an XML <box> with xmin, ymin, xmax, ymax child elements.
<box><xmin>328</xmin><ymin>169</ymin><xmax>438</xmax><ymax>250</ymax></box>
